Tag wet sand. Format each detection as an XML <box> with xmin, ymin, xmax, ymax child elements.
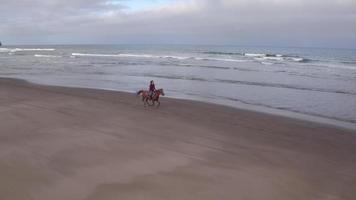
<box><xmin>0</xmin><ymin>78</ymin><xmax>355</xmax><ymax>200</ymax></box>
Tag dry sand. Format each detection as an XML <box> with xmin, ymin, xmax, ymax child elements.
<box><xmin>0</xmin><ymin>78</ymin><xmax>355</xmax><ymax>200</ymax></box>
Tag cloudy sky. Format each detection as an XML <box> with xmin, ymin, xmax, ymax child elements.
<box><xmin>0</xmin><ymin>0</ymin><xmax>355</xmax><ymax>48</ymax></box>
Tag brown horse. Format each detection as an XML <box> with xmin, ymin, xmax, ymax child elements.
<box><xmin>137</xmin><ymin>88</ymin><xmax>165</xmax><ymax>107</ymax></box>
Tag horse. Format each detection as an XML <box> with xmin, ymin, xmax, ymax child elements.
<box><xmin>137</xmin><ymin>88</ymin><xmax>165</xmax><ymax>107</ymax></box>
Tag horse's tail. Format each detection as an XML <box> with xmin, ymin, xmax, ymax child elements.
<box><xmin>137</xmin><ymin>90</ymin><xmax>143</xmax><ymax>96</ymax></box>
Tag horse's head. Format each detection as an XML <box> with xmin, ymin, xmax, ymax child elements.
<box><xmin>158</xmin><ymin>88</ymin><xmax>165</xmax><ymax>96</ymax></box>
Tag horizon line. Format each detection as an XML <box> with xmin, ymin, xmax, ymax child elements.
<box><xmin>1</xmin><ymin>43</ymin><xmax>356</xmax><ymax>50</ymax></box>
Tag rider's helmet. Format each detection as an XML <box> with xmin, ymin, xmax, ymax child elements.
<box><xmin>150</xmin><ymin>80</ymin><xmax>154</xmax><ymax>84</ymax></box>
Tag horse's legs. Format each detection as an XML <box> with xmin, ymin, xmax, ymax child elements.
<box><xmin>156</xmin><ymin>100</ymin><xmax>160</xmax><ymax>107</ymax></box>
<box><xmin>147</xmin><ymin>98</ymin><xmax>154</xmax><ymax>106</ymax></box>
<box><xmin>146</xmin><ymin>98</ymin><xmax>149</xmax><ymax>107</ymax></box>
<box><xmin>143</xmin><ymin>97</ymin><xmax>148</xmax><ymax>107</ymax></box>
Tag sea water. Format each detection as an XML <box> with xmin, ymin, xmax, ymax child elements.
<box><xmin>1</xmin><ymin>45</ymin><xmax>356</xmax><ymax>127</ymax></box>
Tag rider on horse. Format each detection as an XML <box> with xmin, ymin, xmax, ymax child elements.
<box><xmin>137</xmin><ymin>81</ymin><xmax>164</xmax><ymax>107</ymax></box>
<box><xmin>148</xmin><ymin>80</ymin><xmax>156</xmax><ymax>99</ymax></box>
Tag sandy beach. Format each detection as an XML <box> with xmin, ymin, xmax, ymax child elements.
<box><xmin>0</xmin><ymin>77</ymin><xmax>355</xmax><ymax>200</ymax></box>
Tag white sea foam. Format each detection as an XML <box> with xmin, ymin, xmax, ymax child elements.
<box><xmin>72</xmin><ymin>53</ymin><xmax>190</xmax><ymax>60</ymax></box>
<box><xmin>71</xmin><ymin>52</ymin><xmax>302</xmax><ymax>64</ymax></box>
<box><xmin>119</xmin><ymin>53</ymin><xmax>159</xmax><ymax>58</ymax></box>
<box><xmin>290</xmin><ymin>57</ymin><xmax>304</xmax><ymax>62</ymax></box>
<box><xmin>162</xmin><ymin>55</ymin><xmax>190</xmax><ymax>60</ymax></box>
<box><xmin>205</xmin><ymin>58</ymin><xmax>246</xmax><ymax>62</ymax></box>
<box><xmin>72</xmin><ymin>53</ymin><xmax>120</xmax><ymax>57</ymax></box>
<box><xmin>72</xmin><ymin>53</ymin><xmax>161</xmax><ymax>58</ymax></box>
<box><xmin>186</xmin><ymin>57</ymin><xmax>245</xmax><ymax>62</ymax></box>
<box><xmin>17</xmin><ymin>48</ymin><xmax>55</xmax><ymax>51</ymax></box>
<box><xmin>261</xmin><ymin>62</ymin><xmax>274</xmax><ymax>65</ymax></box>
<box><xmin>252</xmin><ymin>55</ymin><xmax>303</xmax><ymax>62</ymax></box>
<box><xmin>243</xmin><ymin>52</ymin><xmax>304</xmax><ymax>63</ymax></box>
<box><xmin>256</xmin><ymin>56</ymin><xmax>284</xmax><ymax>61</ymax></box>
<box><xmin>71</xmin><ymin>53</ymin><xmax>246</xmax><ymax>62</ymax></box>
<box><xmin>0</xmin><ymin>48</ymin><xmax>55</xmax><ymax>53</ymax></box>
<box><xmin>34</xmin><ymin>54</ymin><xmax>62</xmax><ymax>58</ymax></box>
<box><xmin>244</xmin><ymin>53</ymin><xmax>266</xmax><ymax>57</ymax></box>
<box><xmin>0</xmin><ymin>48</ymin><xmax>10</xmax><ymax>53</ymax></box>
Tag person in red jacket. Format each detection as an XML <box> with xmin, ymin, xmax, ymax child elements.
<box><xmin>148</xmin><ymin>80</ymin><xmax>156</xmax><ymax>99</ymax></box>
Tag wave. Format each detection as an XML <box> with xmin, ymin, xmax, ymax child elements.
<box><xmin>71</xmin><ymin>52</ymin><xmax>302</xmax><ymax>63</ymax></box>
<box><xmin>194</xmin><ymin>57</ymin><xmax>246</xmax><ymax>62</ymax></box>
<box><xmin>203</xmin><ymin>51</ymin><xmax>307</xmax><ymax>63</ymax></box>
<box><xmin>66</xmin><ymin>51</ymin><xmax>321</xmax><ymax>65</ymax></box>
<box><xmin>203</xmin><ymin>51</ymin><xmax>243</xmax><ymax>56</ymax></box>
<box><xmin>180</xmin><ymin>56</ymin><xmax>246</xmax><ymax>62</ymax></box>
<box><xmin>129</xmin><ymin>74</ymin><xmax>209</xmax><ymax>82</ymax></box>
<box><xmin>176</xmin><ymin>64</ymin><xmax>231</xmax><ymax>70</ymax></box>
<box><xmin>204</xmin><ymin>51</ymin><xmax>281</xmax><ymax>57</ymax></box>
<box><xmin>244</xmin><ymin>53</ymin><xmax>306</xmax><ymax>63</ymax></box>
<box><xmin>130</xmin><ymin>72</ymin><xmax>356</xmax><ymax>95</ymax></box>
<box><xmin>261</xmin><ymin>62</ymin><xmax>274</xmax><ymax>65</ymax></box>
<box><xmin>0</xmin><ymin>48</ymin><xmax>55</xmax><ymax>53</ymax></box>
<box><xmin>72</xmin><ymin>53</ymin><xmax>122</xmax><ymax>57</ymax></box>
<box><xmin>302</xmin><ymin>62</ymin><xmax>356</xmax><ymax>71</ymax></box>
<box><xmin>215</xmin><ymin>95</ymin><xmax>356</xmax><ymax>124</ymax></box>
<box><xmin>72</xmin><ymin>53</ymin><xmax>187</xmax><ymax>59</ymax></box>
<box><xmin>255</xmin><ymin>57</ymin><xmax>284</xmax><ymax>61</ymax></box>
<box><xmin>341</xmin><ymin>61</ymin><xmax>356</xmax><ymax>65</ymax></box>
<box><xmin>244</xmin><ymin>53</ymin><xmax>268</xmax><ymax>57</ymax></box>
<box><xmin>162</xmin><ymin>55</ymin><xmax>190</xmax><ymax>60</ymax></box>
<box><xmin>215</xmin><ymin>79</ymin><xmax>356</xmax><ymax>95</ymax></box>
<box><xmin>34</xmin><ymin>54</ymin><xmax>62</xmax><ymax>58</ymax></box>
<box><xmin>71</xmin><ymin>53</ymin><xmax>246</xmax><ymax>63</ymax></box>
<box><xmin>291</xmin><ymin>57</ymin><xmax>305</xmax><ymax>62</ymax></box>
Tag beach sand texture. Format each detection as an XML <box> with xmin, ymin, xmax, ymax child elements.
<box><xmin>1</xmin><ymin>78</ymin><xmax>355</xmax><ymax>200</ymax></box>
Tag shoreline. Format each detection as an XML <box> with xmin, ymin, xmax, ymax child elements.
<box><xmin>1</xmin><ymin>77</ymin><xmax>356</xmax><ymax>200</ymax></box>
<box><xmin>10</xmin><ymin>76</ymin><xmax>356</xmax><ymax>131</ymax></box>
<box><xmin>2</xmin><ymin>44</ymin><xmax>356</xmax><ymax>128</ymax></box>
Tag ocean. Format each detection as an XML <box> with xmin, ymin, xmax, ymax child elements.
<box><xmin>1</xmin><ymin>44</ymin><xmax>356</xmax><ymax>128</ymax></box>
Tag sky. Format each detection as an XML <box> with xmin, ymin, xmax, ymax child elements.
<box><xmin>0</xmin><ymin>0</ymin><xmax>355</xmax><ymax>48</ymax></box>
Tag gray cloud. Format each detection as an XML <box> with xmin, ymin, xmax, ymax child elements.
<box><xmin>0</xmin><ymin>0</ymin><xmax>355</xmax><ymax>48</ymax></box>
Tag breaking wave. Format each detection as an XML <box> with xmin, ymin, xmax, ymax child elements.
<box><xmin>72</xmin><ymin>53</ymin><xmax>188</xmax><ymax>59</ymax></box>
<box><xmin>0</xmin><ymin>48</ymin><xmax>55</xmax><ymax>53</ymax></box>
<box><xmin>203</xmin><ymin>51</ymin><xmax>243</xmax><ymax>56</ymax></box>
<box><xmin>244</xmin><ymin>53</ymin><xmax>306</xmax><ymax>62</ymax></box>
<box><xmin>34</xmin><ymin>54</ymin><xmax>62</xmax><ymax>58</ymax></box>
<box><xmin>203</xmin><ymin>51</ymin><xmax>307</xmax><ymax>63</ymax></box>
<box><xmin>71</xmin><ymin>53</ymin><xmax>246</xmax><ymax>62</ymax></box>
